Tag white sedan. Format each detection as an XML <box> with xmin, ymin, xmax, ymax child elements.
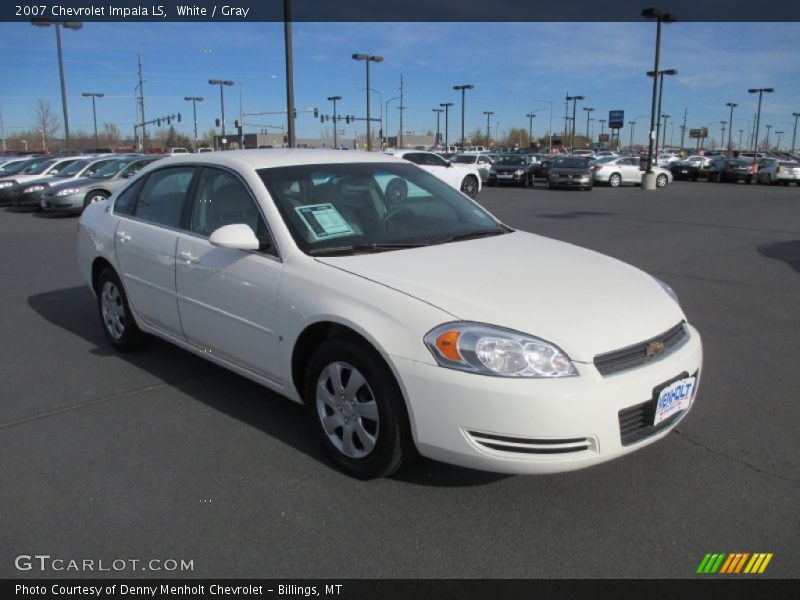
<box><xmin>592</xmin><ymin>156</ymin><xmax>673</xmax><ymax>187</ymax></box>
<box><xmin>384</xmin><ymin>149</ymin><xmax>482</xmax><ymax>198</ymax></box>
<box><xmin>78</xmin><ymin>150</ymin><xmax>702</xmax><ymax>479</ymax></box>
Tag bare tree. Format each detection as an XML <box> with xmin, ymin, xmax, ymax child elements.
<box><xmin>102</xmin><ymin>122</ymin><xmax>121</xmax><ymax>148</ymax></box>
<box><xmin>32</xmin><ymin>99</ymin><xmax>61</xmax><ymax>151</ymax></box>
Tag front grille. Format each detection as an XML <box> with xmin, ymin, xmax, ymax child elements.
<box><xmin>618</xmin><ymin>370</ymin><xmax>695</xmax><ymax>446</ymax></box>
<box><xmin>466</xmin><ymin>430</ymin><xmax>594</xmax><ymax>455</ymax></box>
<box><xmin>594</xmin><ymin>322</ymin><xmax>688</xmax><ymax>376</ymax></box>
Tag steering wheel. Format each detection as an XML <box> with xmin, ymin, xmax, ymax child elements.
<box><xmin>381</xmin><ymin>207</ymin><xmax>416</xmax><ymax>230</ymax></box>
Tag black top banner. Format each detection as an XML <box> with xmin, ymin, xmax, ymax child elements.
<box><xmin>2</xmin><ymin>0</ymin><xmax>800</xmax><ymax>22</ymax></box>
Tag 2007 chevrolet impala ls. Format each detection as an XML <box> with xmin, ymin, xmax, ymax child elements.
<box><xmin>78</xmin><ymin>150</ymin><xmax>702</xmax><ymax>478</ymax></box>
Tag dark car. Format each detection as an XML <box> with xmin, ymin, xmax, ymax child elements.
<box><xmin>532</xmin><ymin>155</ymin><xmax>554</xmax><ymax>178</ymax></box>
<box><xmin>707</xmin><ymin>158</ymin><xmax>755</xmax><ymax>183</ymax></box>
<box><xmin>669</xmin><ymin>160</ymin><xmax>701</xmax><ymax>181</ymax></box>
<box><xmin>487</xmin><ymin>154</ymin><xmax>535</xmax><ymax>186</ymax></box>
<box><xmin>547</xmin><ymin>156</ymin><xmax>593</xmax><ymax>190</ymax></box>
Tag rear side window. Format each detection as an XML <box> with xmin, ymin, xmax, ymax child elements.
<box><xmin>133</xmin><ymin>167</ymin><xmax>196</xmax><ymax>228</ymax></box>
<box><xmin>113</xmin><ymin>178</ymin><xmax>145</xmax><ymax>216</ymax></box>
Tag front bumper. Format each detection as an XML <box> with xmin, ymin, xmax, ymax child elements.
<box><xmin>393</xmin><ymin>323</ymin><xmax>702</xmax><ymax>474</ymax></box>
<box><xmin>41</xmin><ymin>192</ymin><xmax>83</xmax><ymax>212</ymax></box>
<box><xmin>549</xmin><ymin>174</ymin><xmax>592</xmax><ymax>188</ymax></box>
<box><xmin>13</xmin><ymin>190</ymin><xmax>46</xmax><ymax>207</ymax></box>
<box><xmin>489</xmin><ymin>171</ymin><xmax>528</xmax><ymax>184</ymax></box>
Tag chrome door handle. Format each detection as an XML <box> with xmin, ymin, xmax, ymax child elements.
<box><xmin>116</xmin><ymin>231</ymin><xmax>131</xmax><ymax>242</ymax></box>
<box><xmin>179</xmin><ymin>251</ymin><xmax>199</xmax><ymax>264</ymax></box>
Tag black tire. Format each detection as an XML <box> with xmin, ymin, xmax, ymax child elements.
<box><xmin>83</xmin><ymin>191</ymin><xmax>109</xmax><ymax>210</ymax></box>
<box><xmin>656</xmin><ymin>174</ymin><xmax>668</xmax><ymax>188</ymax></box>
<box><xmin>460</xmin><ymin>175</ymin><xmax>479</xmax><ymax>198</ymax></box>
<box><xmin>95</xmin><ymin>268</ymin><xmax>149</xmax><ymax>352</ymax></box>
<box><xmin>608</xmin><ymin>173</ymin><xmax>622</xmax><ymax>187</ymax></box>
<box><xmin>304</xmin><ymin>338</ymin><xmax>415</xmax><ymax>479</ymax></box>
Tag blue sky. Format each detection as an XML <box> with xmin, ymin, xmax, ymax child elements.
<box><xmin>1</xmin><ymin>21</ymin><xmax>799</xmax><ymax>147</ymax></box>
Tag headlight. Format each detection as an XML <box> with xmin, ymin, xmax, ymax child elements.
<box><xmin>55</xmin><ymin>188</ymin><xmax>81</xmax><ymax>197</ymax></box>
<box><xmin>24</xmin><ymin>185</ymin><xmax>45</xmax><ymax>193</ymax></box>
<box><xmin>654</xmin><ymin>276</ymin><xmax>680</xmax><ymax>305</ymax></box>
<box><xmin>0</xmin><ymin>181</ymin><xmax>15</xmax><ymax>188</ymax></box>
<box><xmin>424</xmin><ymin>322</ymin><xmax>577</xmax><ymax>378</ymax></box>
<box><xmin>515</xmin><ymin>169</ymin><xmax>525</xmax><ymax>175</ymax></box>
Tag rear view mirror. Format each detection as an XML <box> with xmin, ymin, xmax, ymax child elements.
<box><xmin>209</xmin><ymin>223</ymin><xmax>260</xmax><ymax>250</ymax></box>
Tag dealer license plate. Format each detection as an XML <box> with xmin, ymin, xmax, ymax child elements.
<box><xmin>654</xmin><ymin>376</ymin><xmax>696</xmax><ymax>425</ymax></box>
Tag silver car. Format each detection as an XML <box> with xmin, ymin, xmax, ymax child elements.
<box><xmin>13</xmin><ymin>156</ymin><xmax>122</xmax><ymax>208</ymax></box>
<box><xmin>756</xmin><ymin>159</ymin><xmax>800</xmax><ymax>185</ymax></box>
<box><xmin>41</xmin><ymin>155</ymin><xmax>161</xmax><ymax>213</ymax></box>
<box><xmin>592</xmin><ymin>156</ymin><xmax>672</xmax><ymax>188</ymax></box>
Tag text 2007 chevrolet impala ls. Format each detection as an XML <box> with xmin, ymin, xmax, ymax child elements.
<box><xmin>78</xmin><ymin>150</ymin><xmax>702</xmax><ymax>479</ymax></box>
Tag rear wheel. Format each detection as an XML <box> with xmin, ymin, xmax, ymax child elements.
<box><xmin>95</xmin><ymin>268</ymin><xmax>149</xmax><ymax>352</ymax></box>
<box><xmin>608</xmin><ymin>173</ymin><xmax>622</xmax><ymax>187</ymax></box>
<box><xmin>460</xmin><ymin>175</ymin><xmax>479</xmax><ymax>198</ymax></box>
<box><xmin>656</xmin><ymin>174</ymin><xmax>668</xmax><ymax>188</ymax></box>
<box><xmin>304</xmin><ymin>338</ymin><xmax>414</xmax><ymax>479</ymax></box>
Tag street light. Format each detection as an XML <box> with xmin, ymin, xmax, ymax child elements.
<box><xmin>725</xmin><ymin>102</ymin><xmax>738</xmax><ymax>154</ymax></box>
<box><xmin>738</xmin><ymin>129</ymin><xmax>744</xmax><ymax>151</ymax></box>
<box><xmin>719</xmin><ymin>121</ymin><xmax>727</xmax><ymax>150</ymax></box>
<box><xmin>360</xmin><ymin>87</ymin><xmax>383</xmax><ymax>148</ymax></box>
<box><xmin>483</xmin><ymin>111</ymin><xmax>494</xmax><ymax>145</ymax></box>
<box><xmin>535</xmin><ymin>100</ymin><xmax>553</xmax><ymax>151</ymax></box>
<box><xmin>525</xmin><ymin>112</ymin><xmax>537</xmax><ymax>147</ymax></box>
<box><xmin>792</xmin><ymin>112</ymin><xmax>800</xmax><ymax>154</ymax></box>
<box><xmin>765</xmin><ymin>124</ymin><xmax>772</xmax><ymax>150</ymax></box>
<box><xmin>583</xmin><ymin>107</ymin><xmax>595</xmax><ymax>146</ymax></box>
<box><xmin>32</xmin><ymin>19</ymin><xmax>83</xmax><ymax>151</ymax></box>
<box><xmin>352</xmin><ymin>53</ymin><xmax>383</xmax><ymax>151</ymax></box>
<box><xmin>184</xmin><ymin>96</ymin><xmax>204</xmax><ymax>152</ymax></box>
<box><xmin>327</xmin><ymin>96</ymin><xmax>341</xmax><ymax>148</ymax></box>
<box><xmin>565</xmin><ymin>94</ymin><xmax>584</xmax><ymax>154</ymax></box>
<box><xmin>453</xmin><ymin>84</ymin><xmax>474</xmax><ymax>149</ymax></box>
<box><xmin>82</xmin><ymin>92</ymin><xmax>104</xmax><ymax>148</ymax></box>
<box><xmin>209</xmin><ymin>79</ymin><xmax>234</xmax><ymax>149</ymax></box>
<box><xmin>433</xmin><ymin>108</ymin><xmax>444</xmax><ymax>147</ymax></box>
<box><xmin>775</xmin><ymin>131</ymin><xmax>784</xmax><ymax>151</ymax></box>
<box><xmin>748</xmin><ymin>87</ymin><xmax>773</xmax><ymax>179</ymax></box>
<box><xmin>642</xmin><ymin>8</ymin><xmax>677</xmax><ymax>189</ymax></box>
<box><xmin>440</xmin><ymin>102</ymin><xmax>454</xmax><ymax>149</ymax></box>
<box><xmin>647</xmin><ymin>68</ymin><xmax>678</xmax><ymax>156</ymax></box>
<box><xmin>661</xmin><ymin>113</ymin><xmax>670</xmax><ymax>150</ymax></box>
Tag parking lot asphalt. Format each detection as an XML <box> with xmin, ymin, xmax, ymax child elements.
<box><xmin>1</xmin><ymin>180</ymin><xmax>799</xmax><ymax>579</ymax></box>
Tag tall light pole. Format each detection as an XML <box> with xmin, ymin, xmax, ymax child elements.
<box><xmin>360</xmin><ymin>87</ymin><xmax>383</xmax><ymax>148</ymax></box>
<box><xmin>433</xmin><ymin>108</ymin><xmax>443</xmax><ymax>147</ymax></box>
<box><xmin>748</xmin><ymin>87</ymin><xmax>773</xmax><ymax>179</ymax></box>
<box><xmin>440</xmin><ymin>102</ymin><xmax>453</xmax><ymax>149</ymax></box>
<box><xmin>525</xmin><ymin>112</ymin><xmax>537</xmax><ymax>147</ymax></box>
<box><xmin>599</xmin><ymin>118</ymin><xmax>607</xmax><ymax>143</ymax></box>
<box><xmin>82</xmin><ymin>92</ymin><xmax>104</xmax><ymax>148</ymax></box>
<box><xmin>583</xmin><ymin>106</ymin><xmax>595</xmax><ymax>146</ymax></box>
<box><xmin>661</xmin><ymin>113</ymin><xmax>670</xmax><ymax>150</ymax></box>
<box><xmin>386</xmin><ymin>96</ymin><xmax>399</xmax><ymax>146</ymax></box>
<box><xmin>283</xmin><ymin>0</ymin><xmax>296</xmax><ymax>148</ymax></box>
<box><xmin>209</xmin><ymin>79</ymin><xmax>234</xmax><ymax>149</ymax></box>
<box><xmin>765</xmin><ymin>124</ymin><xmax>772</xmax><ymax>150</ymax></box>
<box><xmin>566</xmin><ymin>94</ymin><xmax>584</xmax><ymax>154</ymax></box>
<box><xmin>642</xmin><ymin>8</ymin><xmax>677</xmax><ymax>189</ymax></box>
<box><xmin>647</xmin><ymin>68</ymin><xmax>678</xmax><ymax>156</ymax></box>
<box><xmin>725</xmin><ymin>102</ymin><xmax>738</xmax><ymax>154</ymax></box>
<box><xmin>453</xmin><ymin>85</ymin><xmax>474</xmax><ymax>149</ymax></box>
<box><xmin>352</xmin><ymin>53</ymin><xmax>383</xmax><ymax>151</ymax></box>
<box><xmin>738</xmin><ymin>129</ymin><xmax>743</xmax><ymax>150</ymax></box>
<box><xmin>792</xmin><ymin>112</ymin><xmax>800</xmax><ymax>154</ymax></box>
<box><xmin>483</xmin><ymin>111</ymin><xmax>494</xmax><ymax>146</ymax></box>
<box><xmin>775</xmin><ymin>131</ymin><xmax>784</xmax><ymax>151</ymax></box>
<box><xmin>535</xmin><ymin>100</ymin><xmax>553</xmax><ymax>151</ymax></box>
<box><xmin>32</xmin><ymin>19</ymin><xmax>83</xmax><ymax>151</ymax></box>
<box><xmin>184</xmin><ymin>96</ymin><xmax>203</xmax><ymax>152</ymax></box>
<box><xmin>719</xmin><ymin>121</ymin><xmax>727</xmax><ymax>150</ymax></box>
<box><xmin>327</xmin><ymin>96</ymin><xmax>341</xmax><ymax>148</ymax></box>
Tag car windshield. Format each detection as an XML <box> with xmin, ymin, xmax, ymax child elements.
<box><xmin>0</xmin><ymin>159</ymin><xmax>31</xmax><ymax>174</ymax></box>
<box><xmin>91</xmin><ymin>159</ymin><xmax>133</xmax><ymax>179</ymax></box>
<box><xmin>553</xmin><ymin>157</ymin><xmax>589</xmax><ymax>168</ymax></box>
<box><xmin>258</xmin><ymin>162</ymin><xmax>509</xmax><ymax>256</ymax></box>
<box><xmin>494</xmin><ymin>156</ymin><xmax>526</xmax><ymax>165</ymax></box>
<box><xmin>58</xmin><ymin>160</ymin><xmax>90</xmax><ymax>177</ymax></box>
<box><xmin>450</xmin><ymin>155</ymin><xmax>477</xmax><ymax>164</ymax></box>
<box><xmin>26</xmin><ymin>159</ymin><xmax>58</xmax><ymax>175</ymax></box>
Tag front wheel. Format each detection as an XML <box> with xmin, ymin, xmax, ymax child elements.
<box><xmin>83</xmin><ymin>191</ymin><xmax>109</xmax><ymax>210</ymax></box>
<box><xmin>460</xmin><ymin>175</ymin><xmax>479</xmax><ymax>198</ymax></box>
<box><xmin>656</xmin><ymin>174</ymin><xmax>668</xmax><ymax>188</ymax></box>
<box><xmin>95</xmin><ymin>268</ymin><xmax>149</xmax><ymax>352</ymax></box>
<box><xmin>304</xmin><ymin>338</ymin><xmax>415</xmax><ymax>479</ymax></box>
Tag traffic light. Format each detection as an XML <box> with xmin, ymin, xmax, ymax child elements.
<box><xmin>320</xmin><ymin>115</ymin><xmax>325</xmax><ymax>123</ymax></box>
<box><xmin>313</xmin><ymin>108</ymin><xmax>319</xmax><ymax>118</ymax></box>
<box><xmin>156</xmin><ymin>118</ymin><xmax>161</xmax><ymax>127</ymax></box>
<box><xmin>177</xmin><ymin>113</ymin><xmax>182</xmax><ymax>122</ymax></box>
<box><xmin>293</xmin><ymin>109</ymin><xmax>297</xmax><ymax>119</ymax></box>
<box><xmin>345</xmin><ymin>115</ymin><xmax>350</xmax><ymax>124</ymax></box>
<box><xmin>215</xmin><ymin>118</ymin><xmax>220</xmax><ymax>127</ymax></box>
<box><xmin>234</xmin><ymin>120</ymin><xmax>240</xmax><ymax>128</ymax></box>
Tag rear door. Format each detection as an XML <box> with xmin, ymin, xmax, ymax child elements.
<box><xmin>114</xmin><ymin>166</ymin><xmax>197</xmax><ymax>338</ymax></box>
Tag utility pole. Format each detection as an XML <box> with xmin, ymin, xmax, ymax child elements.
<box><xmin>327</xmin><ymin>96</ymin><xmax>341</xmax><ymax>148</ymax></box>
<box><xmin>137</xmin><ymin>53</ymin><xmax>146</xmax><ymax>151</ymax></box>
<box><xmin>440</xmin><ymin>102</ymin><xmax>453</xmax><ymax>148</ymax></box>
<box><xmin>483</xmin><ymin>111</ymin><xmax>494</xmax><ymax>145</ymax></box>
<box><xmin>284</xmin><ymin>0</ymin><xmax>296</xmax><ymax>147</ymax></box>
<box><xmin>0</xmin><ymin>102</ymin><xmax>7</xmax><ymax>153</ymax></box>
<box><xmin>526</xmin><ymin>112</ymin><xmax>537</xmax><ymax>146</ymax></box>
<box><xmin>720</xmin><ymin>121</ymin><xmax>727</xmax><ymax>150</ymax></box>
<box><xmin>680</xmin><ymin>108</ymin><xmax>688</xmax><ymax>150</ymax></box>
<box><xmin>399</xmin><ymin>73</ymin><xmax>405</xmax><ymax>149</ymax></box>
<box><xmin>433</xmin><ymin>108</ymin><xmax>443</xmax><ymax>146</ymax></box>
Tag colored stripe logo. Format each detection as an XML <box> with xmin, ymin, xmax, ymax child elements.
<box><xmin>696</xmin><ymin>553</ymin><xmax>773</xmax><ymax>574</ymax></box>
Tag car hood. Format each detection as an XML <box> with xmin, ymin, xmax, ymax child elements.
<box><xmin>316</xmin><ymin>231</ymin><xmax>685</xmax><ymax>362</ymax></box>
<box><xmin>46</xmin><ymin>176</ymin><xmax>97</xmax><ymax>192</ymax></box>
<box><xmin>550</xmin><ymin>167</ymin><xmax>591</xmax><ymax>175</ymax></box>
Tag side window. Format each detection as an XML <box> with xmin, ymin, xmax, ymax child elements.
<box><xmin>133</xmin><ymin>167</ymin><xmax>196</xmax><ymax>228</ymax></box>
<box><xmin>120</xmin><ymin>160</ymin><xmax>152</xmax><ymax>179</ymax></box>
<box><xmin>190</xmin><ymin>168</ymin><xmax>274</xmax><ymax>254</ymax></box>
<box><xmin>423</xmin><ymin>153</ymin><xmax>449</xmax><ymax>167</ymax></box>
<box><xmin>403</xmin><ymin>153</ymin><xmax>425</xmax><ymax>165</ymax></box>
<box><xmin>113</xmin><ymin>178</ymin><xmax>145</xmax><ymax>216</ymax></box>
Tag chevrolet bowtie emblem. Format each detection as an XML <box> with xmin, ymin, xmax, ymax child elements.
<box><xmin>647</xmin><ymin>341</ymin><xmax>666</xmax><ymax>358</ymax></box>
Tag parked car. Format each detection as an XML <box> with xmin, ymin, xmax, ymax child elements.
<box><xmin>486</xmin><ymin>154</ymin><xmax>535</xmax><ymax>186</ymax></box>
<box><xmin>77</xmin><ymin>149</ymin><xmax>702</xmax><ymax>478</ymax></box>
<box><xmin>706</xmin><ymin>158</ymin><xmax>756</xmax><ymax>183</ymax></box>
<box><xmin>197</xmin><ymin>147</ymin><xmax>214</xmax><ymax>153</ymax></box>
<box><xmin>547</xmin><ymin>156</ymin><xmax>594</xmax><ymax>190</ymax></box>
<box><xmin>572</xmin><ymin>149</ymin><xmax>595</xmax><ymax>158</ymax></box>
<box><xmin>654</xmin><ymin>153</ymin><xmax>680</xmax><ymax>167</ymax></box>
<box><xmin>532</xmin><ymin>155</ymin><xmax>554</xmax><ymax>179</ymax></box>
<box><xmin>592</xmin><ymin>156</ymin><xmax>672</xmax><ymax>187</ymax></box>
<box><xmin>669</xmin><ymin>160</ymin><xmax>702</xmax><ymax>181</ymax></box>
<box><xmin>449</xmin><ymin>153</ymin><xmax>494</xmax><ymax>181</ymax></box>
<box><xmin>41</xmin><ymin>155</ymin><xmax>161</xmax><ymax>213</ymax></box>
<box><xmin>11</xmin><ymin>156</ymin><xmax>122</xmax><ymax>208</ymax></box>
<box><xmin>168</xmin><ymin>147</ymin><xmax>190</xmax><ymax>155</ymax></box>
<box><xmin>0</xmin><ymin>156</ymin><xmax>83</xmax><ymax>204</ymax></box>
<box><xmin>756</xmin><ymin>160</ymin><xmax>800</xmax><ymax>185</ymax></box>
<box><xmin>384</xmin><ymin>149</ymin><xmax>481</xmax><ymax>198</ymax></box>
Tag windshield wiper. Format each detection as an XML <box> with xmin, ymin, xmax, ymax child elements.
<box><xmin>432</xmin><ymin>229</ymin><xmax>511</xmax><ymax>245</ymax></box>
<box><xmin>309</xmin><ymin>242</ymin><xmax>428</xmax><ymax>256</ymax></box>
